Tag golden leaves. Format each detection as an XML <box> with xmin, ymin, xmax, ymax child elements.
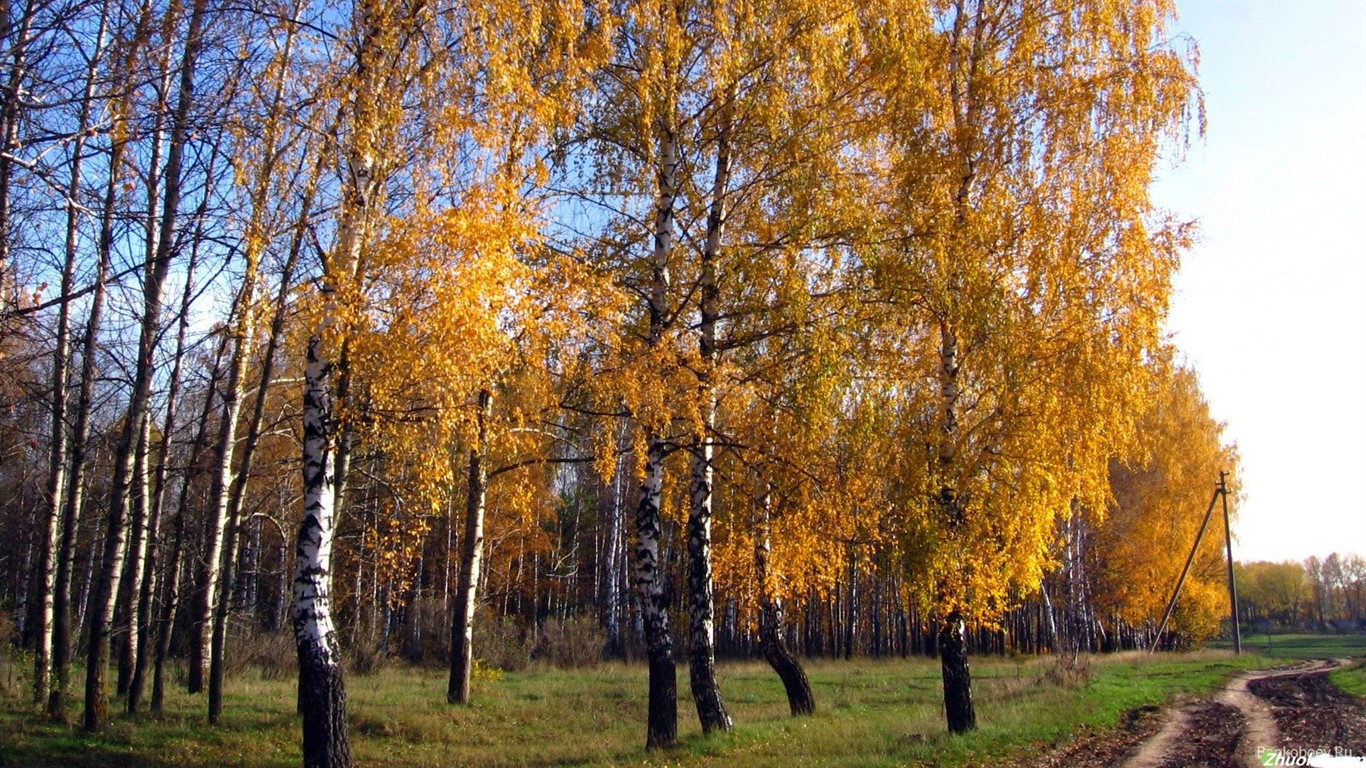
<box><xmin>278</xmin><ymin>0</ymin><xmax>1211</xmax><ymax>632</ymax></box>
<box><xmin>844</xmin><ymin>0</ymin><xmax>1203</xmax><ymax>623</ymax></box>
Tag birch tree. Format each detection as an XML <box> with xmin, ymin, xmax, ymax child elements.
<box><xmin>83</xmin><ymin>0</ymin><xmax>211</xmax><ymax>729</ymax></box>
<box><xmin>864</xmin><ymin>0</ymin><xmax>1200</xmax><ymax>732</ymax></box>
<box><xmin>196</xmin><ymin>1</ymin><xmax>313</xmax><ymax>720</ymax></box>
<box><xmin>32</xmin><ymin>0</ymin><xmax>112</xmax><ymax>709</ymax></box>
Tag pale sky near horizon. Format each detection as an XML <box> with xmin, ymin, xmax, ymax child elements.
<box><xmin>1154</xmin><ymin>0</ymin><xmax>1366</xmax><ymax>563</ymax></box>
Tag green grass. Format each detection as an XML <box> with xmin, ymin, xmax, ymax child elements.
<box><xmin>1208</xmin><ymin>633</ymin><xmax>1366</xmax><ymax>660</ymax></box>
<box><xmin>0</xmin><ymin>651</ymin><xmax>1269</xmax><ymax>768</ymax></box>
<box><xmin>1329</xmin><ymin>660</ymin><xmax>1366</xmax><ymax>698</ymax></box>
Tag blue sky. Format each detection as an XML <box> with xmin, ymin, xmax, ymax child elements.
<box><xmin>1154</xmin><ymin>0</ymin><xmax>1366</xmax><ymax>562</ymax></box>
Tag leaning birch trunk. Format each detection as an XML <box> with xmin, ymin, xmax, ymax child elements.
<box><xmin>208</xmin><ymin>172</ymin><xmax>310</xmax><ymax>721</ymax></box>
<box><xmin>190</xmin><ymin>321</ymin><xmax>252</xmax><ymax>695</ymax></box>
<box><xmin>118</xmin><ymin>25</ymin><xmax>178</xmax><ymax>701</ymax></box>
<box><xmin>118</xmin><ymin>17</ymin><xmax>187</xmax><ymax>700</ymax></box>
<box><xmin>203</xmin><ymin>177</ymin><xmax>272</xmax><ymax>724</ymax></box>
<box><xmin>686</xmin><ymin>92</ymin><xmax>733</xmax><ymax>734</ymax></box>
<box><xmin>81</xmin><ymin>209</ymin><xmax>159</xmax><ymax>730</ymax></box>
<box><xmin>753</xmin><ymin>486</ymin><xmax>814</xmax><ymax>716</ymax></box>
<box><xmin>201</xmin><ymin>11</ymin><xmax>303</xmax><ymax>707</ymax></box>
<box><xmin>133</xmin><ymin>185</ymin><xmax>210</xmax><ymax>714</ymax></box>
<box><xmin>83</xmin><ymin>0</ymin><xmax>208</xmax><ymax>730</ymax></box>
<box><xmin>153</xmin><ymin>330</ymin><xmax>227</xmax><ymax>713</ymax></box>
<box><xmin>447</xmin><ymin>388</ymin><xmax>491</xmax><ymax>705</ymax></box>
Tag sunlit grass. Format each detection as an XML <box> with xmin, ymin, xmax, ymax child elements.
<box><xmin>0</xmin><ymin>651</ymin><xmax>1272</xmax><ymax>767</ymax></box>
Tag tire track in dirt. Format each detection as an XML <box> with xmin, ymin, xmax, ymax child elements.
<box><xmin>1123</xmin><ymin>659</ymin><xmax>1348</xmax><ymax>768</ymax></box>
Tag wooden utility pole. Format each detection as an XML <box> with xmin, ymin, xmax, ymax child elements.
<box><xmin>1151</xmin><ymin>472</ymin><xmax>1241</xmax><ymax>654</ymax></box>
<box><xmin>1219</xmin><ymin>471</ymin><xmax>1241</xmax><ymax>655</ymax></box>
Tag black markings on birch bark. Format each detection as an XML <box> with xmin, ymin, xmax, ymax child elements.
<box><xmin>294</xmin><ymin>333</ymin><xmax>352</xmax><ymax>768</ymax></box>
<box><xmin>635</xmin><ymin>438</ymin><xmax>676</xmax><ymax>750</ymax></box>
<box><xmin>686</xmin><ymin>81</ymin><xmax>733</xmax><ymax>735</ymax></box>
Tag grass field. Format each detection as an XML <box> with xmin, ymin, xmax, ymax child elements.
<box><xmin>0</xmin><ymin>651</ymin><xmax>1276</xmax><ymax>768</ymax></box>
<box><xmin>1330</xmin><ymin>660</ymin><xmax>1366</xmax><ymax>697</ymax></box>
<box><xmin>1208</xmin><ymin>632</ymin><xmax>1366</xmax><ymax>660</ymax></box>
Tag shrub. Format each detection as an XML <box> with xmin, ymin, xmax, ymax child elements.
<box><xmin>532</xmin><ymin>615</ymin><xmax>605</xmax><ymax>669</ymax></box>
<box><xmin>343</xmin><ymin>616</ymin><xmax>389</xmax><ymax>677</ymax></box>
<box><xmin>400</xmin><ymin>597</ymin><xmax>450</xmax><ymax>666</ymax></box>
<box><xmin>248</xmin><ymin>629</ymin><xmax>297</xmax><ymax>680</ymax></box>
<box><xmin>1043</xmin><ymin>651</ymin><xmax>1094</xmax><ymax>689</ymax></box>
<box><xmin>473</xmin><ymin>612</ymin><xmax>533</xmax><ymax>672</ymax></box>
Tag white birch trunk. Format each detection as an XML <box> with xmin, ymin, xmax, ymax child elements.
<box><xmin>39</xmin><ymin>0</ymin><xmax>109</xmax><ymax>717</ymax></box>
<box><xmin>117</xmin><ymin>415</ymin><xmax>153</xmax><ymax>696</ymax></box>
<box><xmin>295</xmin><ymin>331</ymin><xmax>351</xmax><ymax>768</ymax></box>
<box><xmin>447</xmin><ymin>388</ymin><xmax>490</xmax><ymax>704</ymax></box>
<box><xmin>84</xmin><ymin>0</ymin><xmax>207</xmax><ymax>730</ymax></box>
<box><xmin>135</xmin><ymin>190</ymin><xmax>207</xmax><ymax>713</ymax></box>
<box><xmin>686</xmin><ymin>90</ymin><xmax>732</xmax><ymax>734</ymax></box>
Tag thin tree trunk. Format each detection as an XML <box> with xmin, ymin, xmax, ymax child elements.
<box><xmin>151</xmin><ymin>344</ymin><xmax>222</xmax><ymax>713</ymax></box>
<box><xmin>844</xmin><ymin>545</ymin><xmax>857</xmax><ymax>660</ymax></box>
<box><xmin>84</xmin><ymin>0</ymin><xmax>207</xmax><ymax>730</ymax></box>
<box><xmin>207</xmin><ymin>169</ymin><xmax>309</xmax><ymax>717</ymax></box>
<box><xmin>76</xmin><ymin>489</ymin><xmax>102</xmax><ymax>646</ymax></box>
<box><xmin>46</xmin><ymin>2</ymin><xmax>119</xmax><ymax>718</ymax></box>
<box><xmin>33</xmin><ymin>0</ymin><xmax>109</xmax><ymax>699</ymax></box>
<box><xmin>754</xmin><ymin>485</ymin><xmax>814</xmax><ymax>716</ymax></box>
<box><xmin>116</xmin><ymin>13</ymin><xmax>180</xmax><ymax>701</ymax></box>
<box><xmin>64</xmin><ymin>125</ymin><xmax>124</xmax><ymax>722</ymax></box>
<box><xmin>687</xmin><ymin>90</ymin><xmax>733</xmax><ymax>734</ymax></box>
<box><xmin>116</xmin><ymin>34</ymin><xmax>174</xmax><ymax>708</ymax></box>
<box><xmin>46</xmin><ymin>209</ymin><xmax>105</xmax><ymax>720</ymax></box>
<box><xmin>132</xmin><ymin>201</ymin><xmax>208</xmax><ymax>713</ymax></box>
<box><xmin>204</xmin><ymin>13</ymin><xmax>307</xmax><ymax>712</ymax></box>
<box><xmin>448</xmin><ymin>388</ymin><xmax>491</xmax><ymax>705</ymax></box>
<box><xmin>83</xmin><ymin>269</ymin><xmax>155</xmax><ymax>729</ymax></box>
<box><xmin>136</xmin><ymin>165</ymin><xmax>214</xmax><ymax>713</ymax></box>
<box><xmin>190</xmin><ymin>329</ymin><xmax>247</xmax><ymax>694</ymax></box>
<box><xmin>599</xmin><ymin>427</ymin><xmax>625</xmax><ymax>657</ymax></box>
<box><xmin>117</xmin><ymin>414</ymin><xmax>153</xmax><ymax>697</ymax></box>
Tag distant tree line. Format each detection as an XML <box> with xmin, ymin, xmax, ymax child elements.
<box><xmin>1236</xmin><ymin>554</ymin><xmax>1366</xmax><ymax>631</ymax></box>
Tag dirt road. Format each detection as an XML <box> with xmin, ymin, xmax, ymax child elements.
<box><xmin>1020</xmin><ymin>660</ymin><xmax>1366</xmax><ymax>768</ymax></box>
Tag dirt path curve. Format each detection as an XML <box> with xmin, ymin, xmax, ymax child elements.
<box><xmin>1123</xmin><ymin>659</ymin><xmax>1347</xmax><ymax>768</ymax></box>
